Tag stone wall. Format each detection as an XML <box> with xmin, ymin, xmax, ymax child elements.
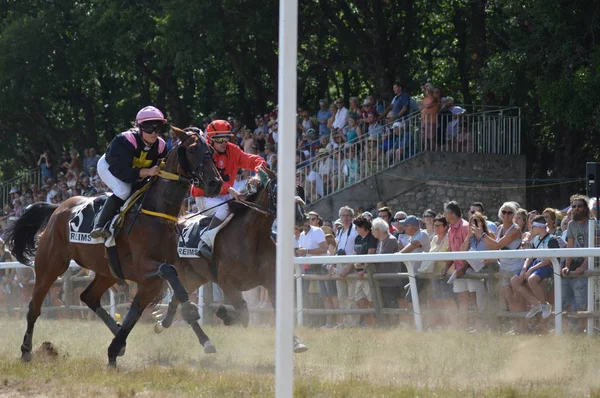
<box><xmin>307</xmin><ymin>151</ymin><xmax>527</xmax><ymax>221</ymax></box>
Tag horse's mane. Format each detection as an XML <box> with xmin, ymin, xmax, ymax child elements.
<box><xmin>228</xmin><ymin>185</ymin><xmax>265</xmax><ymax>217</ymax></box>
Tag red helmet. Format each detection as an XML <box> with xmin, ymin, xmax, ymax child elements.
<box><xmin>205</xmin><ymin>120</ymin><xmax>233</xmax><ymax>140</ymax></box>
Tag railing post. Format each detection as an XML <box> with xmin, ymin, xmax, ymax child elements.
<box><xmin>587</xmin><ymin>220</ymin><xmax>596</xmax><ymax>336</ymax></box>
<box><xmin>198</xmin><ymin>286</ymin><xmax>205</xmax><ymax>326</ymax></box>
<box><xmin>406</xmin><ymin>262</ymin><xmax>423</xmax><ymax>331</ymax></box>
<box><xmin>365</xmin><ymin>264</ymin><xmax>383</xmax><ymax>325</ymax></box>
<box><xmin>109</xmin><ymin>288</ymin><xmax>116</xmax><ymax>318</ymax></box>
<box><xmin>551</xmin><ymin>257</ymin><xmax>562</xmax><ymax>336</ymax></box>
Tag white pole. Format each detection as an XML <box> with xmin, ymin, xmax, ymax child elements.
<box><xmin>587</xmin><ymin>220</ymin><xmax>595</xmax><ymax>336</ymax></box>
<box><xmin>406</xmin><ymin>263</ymin><xmax>423</xmax><ymax>331</ymax></box>
<box><xmin>276</xmin><ymin>0</ymin><xmax>298</xmax><ymax>396</ymax></box>
<box><xmin>551</xmin><ymin>258</ymin><xmax>562</xmax><ymax>336</ymax></box>
<box><xmin>198</xmin><ymin>287</ymin><xmax>205</xmax><ymax>326</ymax></box>
<box><xmin>109</xmin><ymin>289</ymin><xmax>116</xmax><ymax>318</ymax></box>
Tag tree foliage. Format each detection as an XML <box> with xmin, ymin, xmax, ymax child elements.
<box><xmin>1</xmin><ymin>0</ymin><xmax>599</xmax><ymax>206</ymax></box>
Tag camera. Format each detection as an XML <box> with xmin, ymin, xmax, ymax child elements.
<box><xmin>474</xmin><ymin>219</ymin><xmax>478</xmax><ymax>227</ymax></box>
<box><xmin>336</xmin><ymin>249</ymin><xmax>346</xmax><ymax>256</ymax></box>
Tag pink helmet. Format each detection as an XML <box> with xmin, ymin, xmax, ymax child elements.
<box><xmin>135</xmin><ymin>106</ymin><xmax>166</xmax><ymax>125</ymax></box>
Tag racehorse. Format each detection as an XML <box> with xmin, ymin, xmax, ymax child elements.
<box><xmin>5</xmin><ymin>126</ymin><xmax>223</xmax><ymax>368</ymax></box>
<box><xmin>154</xmin><ymin>167</ymin><xmax>309</xmax><ymax>353</ymax></box>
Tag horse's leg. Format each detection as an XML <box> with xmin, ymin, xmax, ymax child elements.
<box><xmin>218</xmin><ymin>283</ymin><xmax>249</xmax><ymax>327</ymax></box>
<box><xmin>153</xmin><ymin>263</ymin><xmax>199</xmax><ymax>322</ymax></box>
<box><xmin>188</xmin><ymin>321</ymin><xmax>217</xmax><ymax>354</ymax></box>
<box><xmin>79</xmin><ymin>273</ymin><xmax>130</xmax><ymax>356</ymax></box>
<box><xmin>266</xmin><ymin>282</ymin><xmax>308</xmax><ymax>353</ymax></box>
<box><xmin>153</xmin><ymin>298</ymin><xmax>180</xmax><ymax>334</ymax></box>
<box><xmin>21</xmin><ymin>263</ymin><xmax>69</xmax><ymax>361</ymax></box>
<box><xmin>107</xmin><ymin>281</ymin><xmax>162</xmax><ymax>368</ymax></box>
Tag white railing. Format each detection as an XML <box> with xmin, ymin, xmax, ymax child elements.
<box><xmin>295</xmin><ymin>247</ymin><xmax>600</xmax><ymax>336</ymax></box>
<box><xmin>296</xmin><ymin>107</ymin><xmax>521</xmax><ymax>203</ymax></box>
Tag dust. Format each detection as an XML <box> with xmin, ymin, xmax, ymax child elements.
<box><xmin>496</xmin><ymin>338</ymin><xmax>567</xmax><ymax>382</ymax></box>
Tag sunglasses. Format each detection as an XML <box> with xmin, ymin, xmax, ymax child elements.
<box><xmin>393</xmin><ymin>218</ymin><xmax>406</xmax><ymax>222</ymax></box>
<box><xmin>139</xmin><ymin>122</ymin><xmax>167</xmax><ymax>134</ymax></box>
<box><xmin>501</xmin><ymin>210</ymin><xmax>514</xmax><ymax>215</ymax></box>
<box><xmin>309</xmin><ymin>217</ymin><xmax>318</xmax><ymax>221</ymax></box>
<box><xmin>212</xmin><ymin>137</ymin><xmax>229</xmax><ymax>144</ymax></box>
<box><xmin>571</xmin><ymin>204</ymin><xmax>586</xmax><ymax>209</ymax></box>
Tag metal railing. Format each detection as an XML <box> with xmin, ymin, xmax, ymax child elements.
<box><xmin>0</xmin><ymin>167</ymin><xmax>41</xmax><ymax>210</ymax></box>
<box><xmin>296</xmin><ymin>107</ymin><xmax>521</xmax><ymax>203</ymax></box>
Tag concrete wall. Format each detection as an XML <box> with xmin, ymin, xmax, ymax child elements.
<box><xmin>307</xmin><ymin>151</ymin><xmax>527</xmax><ymax>221</ymax></box>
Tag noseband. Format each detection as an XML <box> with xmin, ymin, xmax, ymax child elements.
<box><xmin>175</xmin><ymin>129</ymin><xmax>214</xmax><ymax>188</ymax></box>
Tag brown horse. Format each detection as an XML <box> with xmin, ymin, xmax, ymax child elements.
<box><xmin>5</xmin><ymin>126</ymin><xmax>223</xmax><ymax>368</ymax></box>
<box><xmin>154</xmin><ymin>167</ymin><xmax>308</xmax><ymax>352</ymax></box>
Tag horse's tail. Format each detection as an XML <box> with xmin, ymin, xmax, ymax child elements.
<box><xmin>5</xmin><ymin>202</ymin><xmax>60</xmax><ymax>266</ymax></box>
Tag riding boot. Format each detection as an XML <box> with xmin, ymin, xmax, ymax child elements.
<box><xmin>196</xmin><ymin>216</ymin><xmax>224</xmax><ymax>260</ymax></box>
<box><xmin>89</xmin><ymin>195</ymin><xmax>125</xmax><ymax>239</ymax></box>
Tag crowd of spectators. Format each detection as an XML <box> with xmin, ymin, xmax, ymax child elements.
<box><xmin>294</xmin><ymin>195</ymin><xmax>600</xmax><ymax>334</ymax></box>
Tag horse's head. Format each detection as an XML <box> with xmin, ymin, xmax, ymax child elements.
<box><xmin>247</xmin><ymin>167</ymin><xmax>306</xmax><ymax>227</ymax></box>
<box><xmin>169</xmin><ymin>126</ymin><xmax>222</xmax><ymax>197</ymax></box>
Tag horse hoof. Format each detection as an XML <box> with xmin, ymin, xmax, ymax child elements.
<box><xmin>293</xmin><ymin>341</ymin><xmax>308</xmax><ymax>354</ymax></box>
<box><xmin>118</xmin><ymin>344</ymin><xmax>126</xmax><ymax>357</ymax></box>
<box><xmin>203</xmin><ymin>341</ymin><xmax>217</xmax><ymax>354</ymax></box>
<box><xmin>21</xmin><ymin>351</ymin><xmax>32</xmax><ymax>362</ymax></box>
<box><xmin>154</xmin><ymin>321</ymin><xmax>166</xmax><ymax>334</ymax></box>
<box><xmin>107</xmin><ymin>361</ymin><xmax>117</xmax><ymax>369</ymax></box>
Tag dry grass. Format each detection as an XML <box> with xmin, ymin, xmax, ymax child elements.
<box><xmin>0</xmin><ymin>318</ymin><xmax>599</xmax><ymax>397</ymax></box>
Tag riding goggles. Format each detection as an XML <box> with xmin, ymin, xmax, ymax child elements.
<box><xmin>139</xmin><ymin>121</ymin><xmax>169</xmax><ymax>134</ymax></box>
<box><xmin>211</xmin><ymin>137</ymin><xmax>230</xmax><ymax>144</ymax></box>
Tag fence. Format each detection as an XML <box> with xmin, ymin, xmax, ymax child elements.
<box><xmin>0</xmin><ymin>167</ymin><xmax>41</xmax><ymax>212</ymax></box>
<box><xmin>295</xmin><ymin>246</ymin><xmax>600</xmax><ymax>336</ymax></box>
<box><xmin>296</xmin><ymin>106</ymin><xmax>521</xmax><ymax>203</ymax></box>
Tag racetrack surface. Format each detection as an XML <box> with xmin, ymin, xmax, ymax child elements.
<box><xmin>0</xmin><ymin>319</ymin><xmax>599</xmax><ymax>397</ymax></box>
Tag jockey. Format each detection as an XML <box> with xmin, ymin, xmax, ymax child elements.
<box><xmin>192</xmin><ymin>119</ymin><xmax>267</xmax><ymax>259</ymax></box>
<box><xmin>90</xmin><ymin>106</ymin><xmax>169</xmax><ymax>239</ymax></box>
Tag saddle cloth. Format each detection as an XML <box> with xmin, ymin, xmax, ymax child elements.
<box><xmin>177</xmin><ymin>213</ymin><xmax>233</xmax><ymax>258</ymax></box>
<box><xmin>68</xmin><ymin>193</ymin><xmax>142</xmax><ymax>247</ymax></box>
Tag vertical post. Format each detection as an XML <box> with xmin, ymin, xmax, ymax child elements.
<box><xmin>198</xmin><ymin>287</ymin><xmax>204</xmax><ymax>326</ymax></box>
<box><xmin>551</xmin><ymin>257</ymin><xmax>562</xmax><ymax>336</ymax></box>
<box><xmin>275</xmin><ymin>0</ymin><xmax>298</xmax><ymax>396</ymax></box>
<box><xmin>365</xmin><ymin>264</ymin><xmax>383</xmax><ymax>325</ymax></box>
<box><xmin>109</xmin><ymin>288</ymin><xmax>116</xmax><ymax>318</ymax></box>
<box><xmin>587</xmin><ymin>220</ymin><xmax>595</xmax><ymax>336</ymax></box>
<box><xmin>406</xmin><ymin>262</ymin><xmax>423</xmax><ymax>331</ymax></box>
<box><xmin>295</xmin><ymin>264</ymin><xmax>304</xmax><ymax>326</ymax></box>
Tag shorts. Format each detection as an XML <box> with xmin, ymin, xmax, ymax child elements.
<box><xmin>561</xmin><ymin>278</ymin><xmax>588</xmax><ymax>311</ymax></box>
<box><xmin>526</xmin><ymin>262</ymin><xmax>553</xmax><ymax>280</ymax></box>
<box><xmin>355</xmin><ymin>279</ymin><xmax>371</xmax><ymax>302</ymax></box>
<box><xmin>336</xmin><ymin>278</ymin><xmax>357</xmax><ymax>302</ymax></box>
<box><xmin>432</xmin><ymin>279</ymin><xmax>454</xmax><ymax>299</ymax></box>
<box><xmin>318</xmin><ymin>280</ymin><xmax>338</xmax><ymax>298</ymax></box>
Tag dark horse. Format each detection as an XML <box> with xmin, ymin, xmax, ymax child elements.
<box><xmin>154</xmin><ymin>167</ymin><xmax>308</xmax><ymax>353</ymax></box>
<box><xmin>5</xmin><ymin>127</ymin><xmax>223</xmax><ymax>367</ymax></box>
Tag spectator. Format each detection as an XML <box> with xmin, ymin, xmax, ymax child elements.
<box><xmin>360</xmin><ymin>99</ymin><xmax>378</xmax><ymax>124</ymax></box>
<box><xmin>393</xmin><ymin>211</ymin><xmax>409</xmax><ymax>244</ymax></box>
<box><xmin>254</xmin><ymin>117</ymin><xmax>267</xmax><ymax>154</ymax></box>
<box><xmin>317</xmin><ymin>99</ymin><xmax>332</xmax><ymax>136</ymax></box>
<box><xmin>38</xmin><ymin>151</ymin><xmax>54</xmax><ymax>181</ymax></box>
<box><xmin>420</xmin><ymin>83</ymin><xmax>440</xmax><ymax>151</ymax></box>
<box><xmin>348</xmin><ymin>96</ymin><xmax>361</xmax><ymax>117</ymax></box>
<box><xmin>352</xmin><ymin>216</ymin><xmax>377</xmax><ymax>327</ymax></box>
<box><xmin>298</xmin><ymin>109</ymin><xmax>315</xmax><ymax>134</ymax></box>
<box><xmin>441</xmin><ymin>201</ymin><xmax>469</xmax><ymax>282</ymax></box>
<box><xmin>422</xmin><ymin>209</ymin><xmax>437</xmax><ymax>238</ymax></box>
<box><xmin>326</xmin><ymin>103</ymin><xmax>337</xmax><ymax>131</ymax></box>
<box><xmin>511</xmin><ymin>215</ymin><xmax>558</xmax><ymax>319</ymax></box>
<box><xmin>387</xmin><ymin>82</ymin><xmax>410</xmax><ymax>121</ymax></box>
<box><xmin>320</xmin><ymin>230</ymin><xmax>342</xmax><ymax>328</ymax></box>
<box><xmin>68</xmin><ymin>149</ymin><xmax>81</xmax><ymax>176</ymax></box>
<box><xmin>371</xmin><ymin>218</ymin><xmax>402</xmax><ymax>325</ymax></box>
<box><xmin>423</xmin><ymin>215</ymin><xmax>455</xmax><ymax>327</ymax></box>
<box><xmin>296</xmin><ymin>211</ymin><xmax>328</xmax><ymax>326</ymax></box>
<box><xmin>58</xmin><ymin>151</ymin><xmax>72</xmax><ymax>176</ymax></box>
<box><xmin>345</xmin><ymin>113</ymin><xmax>362</xmax><ymax>144</ymax></box>
<box><xmin>479</xmin><ymin>201</ymin><xmax>525</xmax><ymax>332</ymax></box>
<box><xmin>469</xmin><ymin>202</ymin><xmax>498</xmax><ymax>234</ymax></box>
<box><xmin>398</xmin><ymin>215</ymin><xmax>431</xmax><ymax>304</ymax></box>
<box><xmin>242</xmin><ymin>129</ymin><xmax>255</xmax><ymax>154</ymax></box>
<box><xmin>331</xmin><ymin>206</ymin><xmax>359</xmax><ymax>327</ymax></box>
<box><xmin>342</xmin><ymin>144</ymin><xmax>359</xmax><ymax>187</ymax></box>
<box><xmin>333</xmin><ymin>98</ymin><xmax>349</xmax><ymax>130</ymax></box>
<box><xmin>459</xmin><ymin>211</ymin><xmax>496</xmax><ymax>327</ymax></box>
<box><xmin>542</xmin><ymin>207</ymin><xmax>566</xmax><ymax>247</ymax></box>
<box><xmin>561</xmin><ymin>194</ymin><xmax>597</xmax><ymax>332</ymax></box>
<box><xmin>377</xmin><ymin>206</ymin><xmax>398</xmax><ymax>235</ymax></box>
<box><xmin>366</xmin><ymin>112</ymin><xmax>383</xmax><ymax>137</ymax></box>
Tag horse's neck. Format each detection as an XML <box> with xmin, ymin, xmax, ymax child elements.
<box><xmin>144</xmin><ymin>156</ymin><xmax>188</xmax><ymax>216</ymax></box>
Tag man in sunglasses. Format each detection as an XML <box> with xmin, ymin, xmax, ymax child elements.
<box><xmin>90</xmin><ymin>106</ymin><xmax>169</xmax><ymax>239</ymax></box>
<box><xmin>191</xmin><ymin>119</ymin><xmax>266</xmax><ymax>260</ymax></box>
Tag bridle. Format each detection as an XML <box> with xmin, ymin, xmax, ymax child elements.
<box><xmin>169</xmin><ymin>128</ymin><xmax>214</xmax><ymax>189</ymax></box>
<box><xmin>236</xmin><ymin>177</ymin><xmax>277</xmax><ymax>218</ymax></box>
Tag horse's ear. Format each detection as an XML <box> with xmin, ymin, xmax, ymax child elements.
<box><xmin>170</xmin><ymin>126</ymin><xmax>187</xmax><ymax>142</ymax></box>
<box><xmin>264</xmin><ymin>166</ymin><xmax>277</xmax><ymax>180</ymax></box>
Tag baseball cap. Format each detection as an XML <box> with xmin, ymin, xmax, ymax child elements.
<box><xmin>399</xmin><ymin>215</ymin><xmax>420</xmax><ymax>227</ymax></box>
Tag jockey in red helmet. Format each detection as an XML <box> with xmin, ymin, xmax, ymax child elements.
<box><xmin>191</xmin><ymin>119</ymin><xmax>266</xmax><ymax>260</ymax></box>
<box><xmin>90</xmin><ymin>106</ymin><xmax>169</xmax><ymax>239</ymax></box>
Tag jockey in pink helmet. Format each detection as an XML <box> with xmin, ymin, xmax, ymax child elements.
<box><xmin>90</xmin><ymin>106</ymin><xmax>169</xmax><ymax>239</ymax></box>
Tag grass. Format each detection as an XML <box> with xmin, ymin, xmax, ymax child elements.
<box><xmin>0</xmin><ymin>318</ymin><xmax>600</xmax><ymax>397</ymax></box>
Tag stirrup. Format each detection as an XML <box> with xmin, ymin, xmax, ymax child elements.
<box><xmin>196</xmin><ymin>242</ymin><xmax>213</xmax><ymax>260</ymax></box>
<box><xmin>90</xmin><ymin>227</ymin><xmax>110</xmax><ymax>239</ymax></box>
